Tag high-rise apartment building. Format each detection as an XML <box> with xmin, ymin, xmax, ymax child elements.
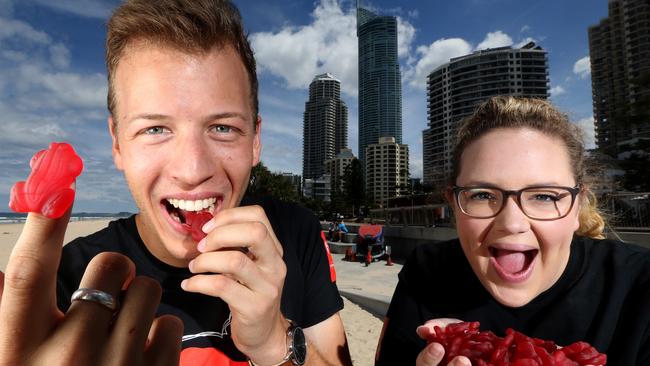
<box><xmin>366</xmin><ymin>137</ymin><xmax>409</xmax><ymax>207</ymax></box>
<box><xmin>589</xmin><ymin>0</ymin><xmax>650</xmax><ymax>157</ymax></box>
<box><xmin>324</xmin><ymin>148</ymin><xmax>356</xmax><ymax>193</ymax></box>
<box><xmin>422</xmin><ymin>42</ymin><xmax>549</xmax><ymax>187</ymax></box>
<box><xmin>357</xmin><ymin>5</ymin><xmax>402</xmax><ymax>166</ymax></box>
<box><xmin>302</xmin><ymin>73</ymin><xmax>348</xmax><ymax>180</ymax></box>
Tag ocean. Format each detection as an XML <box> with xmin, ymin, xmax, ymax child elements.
<box><xmin>0</xmin><ymin>212</ymin><xmax>133</xmax><ymax>224</ymax></box>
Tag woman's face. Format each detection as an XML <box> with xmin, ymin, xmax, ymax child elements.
<box><xmin>451</xmin><ymin>128</ymin><xmax>581</xmax><ymax>307</ymax></box>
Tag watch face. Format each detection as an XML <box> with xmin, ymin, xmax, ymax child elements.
<box><xmin>292</xmin><ymin>327</ymin><xmax>307</xmax><ymax>365</ymax></box>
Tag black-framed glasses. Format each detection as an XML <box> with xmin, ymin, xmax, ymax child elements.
<box><xmin>452</xmin><ymin>185</ymin><xmax>581</xmax><ymax>220</ymax></box>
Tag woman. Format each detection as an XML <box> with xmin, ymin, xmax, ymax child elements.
<box><xmin>375</xmin><ymin>96</ymin><xmax>650</xmax><ymax>365</ymax></box>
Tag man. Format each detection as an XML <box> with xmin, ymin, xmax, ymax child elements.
<box><xmin>54</xmin><ymin>0</ymin><xmax>351</xmax><ymax>365</ymax></box>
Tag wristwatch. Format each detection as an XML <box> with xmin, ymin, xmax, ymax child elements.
<box><xmin>248</xmin><ymin>320</ymin><xmax>306</xmax><ymax>366</ymax></box>
<box><xmin>286</xmin><ymin>321</ymin><xmax>307</xmax><ymax>365</ymax></box>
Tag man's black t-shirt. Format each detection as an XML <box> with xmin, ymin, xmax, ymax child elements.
<box><xmin>57</xmin><ymin>196</ymin><xmax>343</xmax><ymax>365</ymax></box>
<box><xmin>376</xmin><ymin>236</ymin><xmax>650</xmax><ymax>365</ymax></box>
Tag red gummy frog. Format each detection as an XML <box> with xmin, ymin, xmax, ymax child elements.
<box><xmin>9</xmin><ymin>142</ymin><xmax>83</xmax><ymax>219</ymax></box>
<box><xmin>184</xmin><ymin>211</ymin><xmax>213</xmax><ymax>242</ymax></box>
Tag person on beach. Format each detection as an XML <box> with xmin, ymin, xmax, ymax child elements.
<box><xmin>0</xmin><ymin>0</ymin><xmax>352</xmax><ymax>365</ymax></box>
<box><xmin>375</xmin><ymin>96</ymin><xmax>650</xmax><ymax>365</ymax></box>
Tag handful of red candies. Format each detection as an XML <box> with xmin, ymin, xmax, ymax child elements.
<box><xmin>426</xmin><ymin>322</ymin><xmax>607</xmax><ymax>366</ymax></box>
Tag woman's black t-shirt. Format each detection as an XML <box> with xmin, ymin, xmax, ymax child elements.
<box><xmin>376</xmin><ymin>236</ymin><xmax>650</xmax><ymax>365</ymax></box>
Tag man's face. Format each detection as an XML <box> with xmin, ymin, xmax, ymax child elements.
<box><xmin>109</xmin><ymin>44</ymin><xmax>261</xmax><ymax>267</ymax></box>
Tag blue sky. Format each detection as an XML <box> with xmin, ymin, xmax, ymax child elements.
<box><xmin>0</xmin><ymin>0</ymin><xmax>606</xmax><ymax>213</ymax></box>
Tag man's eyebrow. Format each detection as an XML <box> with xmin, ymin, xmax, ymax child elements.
<box><xmin>202</xmin><ymin>112</ymin><xmax>249</xmax><ymax>123</ymax></box>
<box><xmin>127</xmin><ymin>114</ymin><xmax>171</xmax><ymax>124</ymax></box>
<box><xmin>126</xmin><ymin>112</ymin><xmax>249</xmax><ymax>124</ymax></box>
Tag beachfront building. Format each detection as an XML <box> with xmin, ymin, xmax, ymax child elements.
<box><xmin>324</xmin><ymin>148</ymin><xmax>356</xmax><ymax>193</ymax></box>
<box><xmin>422</xmin><ymin>42</ymin><xmax>549</xmax><ymax>187</ymax></box>
<box><xmin>357</xmin><ymin>5</ymin><xmax>402</xmax><ymax>168</ymax></box>
<box><xmin>302</xmin><ymin>174</ymin><xmax>331</xmax><ymax>202</ymax></box>
<box><xmin>589</xmin><ymin>0</ymin><xmax>650</xmax><ymax>158</ymax></box>
<box><xmin>365</xmin><ymin>137</ymin><xmax>409</xmax><ymax>207</ymax></box>
<box><xmin>302</xmin><ymin>73</ymin><xmax>348</xmax><ymax>180</ymax></box>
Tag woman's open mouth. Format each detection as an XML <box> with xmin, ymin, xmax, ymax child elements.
<box><xmin>488</xmin><ymin>247</ymin><xmax>538</xmax><ymax>283</ymax></box>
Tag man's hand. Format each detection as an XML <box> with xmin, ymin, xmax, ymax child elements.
<box><xmin>415</xmin><ymin>318</ymin><xmax>470</xmax><ymax>366</ymax></box>
<box><xmin>182</xmin><ymin>205</ymin><xmax>290</xmax><ymax>364</ymax></box>
<box><xmin>0</xmin><ymin>210</ymin><xmax>183</xmax><ymax>366</ymax></box>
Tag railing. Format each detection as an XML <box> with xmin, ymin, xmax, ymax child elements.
<box><xmin>369</xmin><ymin>204</ymin><xmax>451</xmax><ymax>227</ymax></box>
<box><xmin>368</xmin><ymin>193</ymin><xmax>650</xmax><ymax>231</ymax></box>
<box><xmin>604</xmin><ymin>192</ymin><xmax>650</xmax><ymax>230</ymax></box>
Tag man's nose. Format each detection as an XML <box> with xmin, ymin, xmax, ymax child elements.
<box><xmin>168</xmin><ymin>133</ymin><xmax>214</xmax><ymax>189</ymax></box>
<box><xmin>493</xmin><ymin>195</ymin><xmax>530</xmax><ymax>234</ymax></box>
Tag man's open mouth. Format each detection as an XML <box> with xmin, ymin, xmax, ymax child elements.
<box><xmin>164</xmin><ymin>198</ymin><xmax>216</xmax><ymax>224</ymax></box>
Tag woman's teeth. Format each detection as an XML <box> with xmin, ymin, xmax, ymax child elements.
<box><xmin>167</xmin><ymin>197</ymin><xmax>216</xmax><ymax>212</ymax></box>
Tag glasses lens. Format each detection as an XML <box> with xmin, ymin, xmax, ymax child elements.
<box><xmin>520</xmin><ymin>188</ymin><xmax>574</xmax><ymax>219</ymax></box>
<box><xmin>458</xmin><ymin>188</ymin><xmax>503</xmax><ymax>218</ymax></box>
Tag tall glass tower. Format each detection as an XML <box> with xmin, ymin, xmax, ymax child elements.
<box><xmin>357</xmin><ymin>5</ymin><xmax>402</xmax><ymax>166</ymax></box>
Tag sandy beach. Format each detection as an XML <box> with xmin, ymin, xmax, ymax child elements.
<box><xmin>1</xmin><ymin>219</ymin><xmax>390</xmax><ymax>366</ymax></box>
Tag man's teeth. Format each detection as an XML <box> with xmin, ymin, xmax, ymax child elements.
<box><xmin>167</xmin><ymin>197</ymin><xmax>216</xmax><ymax>212</ymax></box>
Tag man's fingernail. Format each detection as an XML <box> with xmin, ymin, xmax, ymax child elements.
<box><xmin>180</xmin><ymin>279</ymin><xmax>188</xmax><ymax>290</ymax></box>
<box><xmin>197</xmin><ymin>238</ymin><xmax>206</xmax><ymax>252</ymax></box>
<box><xmin>202</xmin><ymin>220</ymin><xmax>215</xmax><ymax>233</ymax></box>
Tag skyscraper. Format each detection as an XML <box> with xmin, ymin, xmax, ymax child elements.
<box><xmin>422</xmin><ymin>42</ymin><xmax>549</xmax><ymax>187</ymax></box>
<box><xmin>357</xmin><ymin>5</ymin><xmax>402</xmax><ymax>166</ymax></box>
<box><xmin>302</xmin><ymin>73</ymin><xmax>348</xmax><ymax>180</ymax></box>
<box><xmin>589</xmin><ymin>0</ymin><xmax>650</xmax><ymax>158</ymax></box>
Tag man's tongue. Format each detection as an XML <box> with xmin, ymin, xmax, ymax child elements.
<box><xmin>493</xmin><ymin>249</ymin><xmax>527</xmax><ymax>273</ymax></box>
<box><xmin>182</xmin><ymin>211</ymin><xmax>213</xmax><ymax>242</ymax></box>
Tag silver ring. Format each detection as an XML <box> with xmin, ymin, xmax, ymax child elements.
<box><xmin>71</xmin><ymin>288</ymin><xmax>119</xmax><ymax>312</ymax></box>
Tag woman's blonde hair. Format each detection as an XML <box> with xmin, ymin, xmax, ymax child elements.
<box><xmin>450</xmin><ymin>96</ymin><xmax>605</xmax><ymax>239</ymax></box>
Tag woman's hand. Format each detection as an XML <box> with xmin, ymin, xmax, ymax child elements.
<box><xmin>415</xmin><ymin>318</ymin><xmax>471</xmax><ymax>366</ymax></box>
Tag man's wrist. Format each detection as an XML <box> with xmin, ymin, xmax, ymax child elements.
<box><xmin>246</xmin><ymin>318</ymin><xmax>291</xmax><ymax>366</ymax></box>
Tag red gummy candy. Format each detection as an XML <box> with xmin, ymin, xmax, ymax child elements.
<box><xmin>9</xmin><ymin>142</ymin><xmax>83</xmax><ymax>219</ymax></box>
<box><xmin>426</xmin><ymin>321</ymin><xmax>607</xmax><ymax>366</ymax></box>
<box><xmin>184</xmin><ymin>211</ymin><xmax>213</xmax><ymax>242</ymax></box>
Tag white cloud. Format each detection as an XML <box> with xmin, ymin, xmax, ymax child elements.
<box><xmin>573</xmin><ymin>56</ymin><xmax>591</xmax><ymax>79</ymax></box>
<box><xmin>251</xmin><ymin>0</ymin><xmax>358</xmax><ymax>96</ymax></box>
<box><xmin>0</xmin><ymin>17</ymin><xmax>50</xmax><ymax>44</ymax></box>
<box><xmin>476</xmin><ymin>31</ymin><xmax>513</xmax><ymax>50</ymax></box>
<box><xmin>573</xmin><ymin>117</ymin><xmax>596</xmax><ymax>149</ymax></box>
<box><xmin>251</xmin><ymin>0</ymin><xmax>417</xmax><ymax>98</ymax></box>
<box><xmin>49</xmin><ymin>43</ymin><xmax>71</xmax><ymax>69</ymax></box>
<box><xmin>405</xmin><ymin>38</ymin><xmax>473</xmax><ymax>90</ymax></box>
<box><xmin>397</xmin><ymin>17</ymin><xmax>416</xmax><ymax>59</ymax></box>
<box><xmin>550</xmin><ymin>85</ymin><xmax>566</xmax><ymax>97</ymax></box>
<box><xmin>514</xmin><ymin>37</ymin><xmax>537</xmax><ymax>48</ymax></box>
<box><xmin>30</xmin><ymin>0</ymin><xmax>113</xmax><ymax>19</ymax></box>
<box><xmin>520</xmin><ymin>25</ymin><xmax>531</xmax><ymax>33</ymax></box>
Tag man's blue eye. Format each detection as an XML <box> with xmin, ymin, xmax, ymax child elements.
<box><xmin>214</xmin><ymin>125</ymin><xmax>232</xmax><ymax>133</ymax></box>
<box><xmin>144</xmin><ymin>126</ymin><xmax>166</xmax><ymax>134</ymax></box>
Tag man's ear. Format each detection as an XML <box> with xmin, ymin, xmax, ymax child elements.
<box><xmin>108</xmin><ymin>116</ymin><xmax>124</xmax><ymax>171</ymax></box>
<box><xmin>252</xmin><ymin>115</ymin><xmax>262</xmax><ymax>167</ymax></box>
